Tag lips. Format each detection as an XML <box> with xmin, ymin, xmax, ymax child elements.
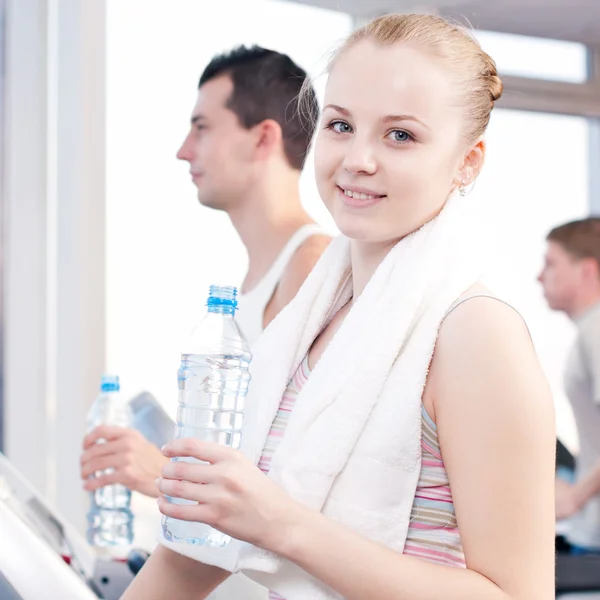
<box><xmin>339</xmin><ymin>187</ymin><xmax>385</xmax><ymax>201</ymax></box>
<box><xmin>337</xmin><ymin>185</ymin><xmax>386</xmax><ymax>208</ymax></box>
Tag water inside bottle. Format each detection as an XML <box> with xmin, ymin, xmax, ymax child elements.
<box><xmin>162</xmin><ymin>351</ymin><xmax>250</xmax><ymax>546</ymax></box>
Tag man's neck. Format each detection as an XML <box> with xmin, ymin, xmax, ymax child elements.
<box><xmin>227</xmin><ymin>177</ymin><xmax>316</xmax><ymax>293</ymax></box>
<box><xmin>569</xmin><ymin>292</ymin><xmax>600</xmax><ymax>321</ymax></box>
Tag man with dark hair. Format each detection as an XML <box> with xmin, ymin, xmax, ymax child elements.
<box><xmin>80</xmin><ymin>46</ymin><xmax>330</xmax><ymax>599</ymax></box>
<box><xmin>539</xmin><ymin>217</ymin><xmax>600</xmax><ymax>554</ymax></box>
<box><xmin>177</xmin><ymin>45</ymin><xmax>330</xmax><ymax>342</ymax></box>
<box><xmin>198</xmin><ymin>45</ymin><xmax>314</xmax><ymax>171</ymax></box>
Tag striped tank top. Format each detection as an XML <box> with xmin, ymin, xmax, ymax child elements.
<box><xmin>258</xmin><ymin>355</ymin><xmax>465</xmax><ymax>600</ymax></box>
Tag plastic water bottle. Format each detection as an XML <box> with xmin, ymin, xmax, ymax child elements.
<box><xmin>162</xmin><ymin>285</ymin><xmax>251</xmax><ymax>547</ymax></box>
<box><xmin>86</xmin><ymin>374</ymin><xmax>134</xmax><ymax>547</ymax></box>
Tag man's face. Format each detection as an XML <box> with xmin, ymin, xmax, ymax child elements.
<box><xmin>177</xmin><ymin>75</ymin><xmax>255</xmax><ymax>211</ymax></box>
<box><xmin>538</xmin><ymin>241</ymin><xmax>584</xmax><ymax>312</ymax></box>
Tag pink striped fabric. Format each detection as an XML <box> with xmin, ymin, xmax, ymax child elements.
<box><xmin>259</xmin><ymin>355</ymin><xmax>465</xmax><ymax>599</ymax></box>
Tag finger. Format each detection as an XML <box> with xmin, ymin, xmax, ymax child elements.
<box><xmin>161</xmin><ymin>460</ymin><xmax>214</xmax><ymax>484</ymax></box>
<box><xmin>161</xmin><ymin>439</ymin><xmax>234</xmax><ymax>463</ymax></box>
<box><xmin>83</xmin><ymin>470</ymin><xmax>124</xmax><ymax>491</ymax></box>
<box><xmin>157</xmin><ymin>495</ymin><xmax>218</xmax><ymax>525</ymax></box>
<box><xmin>156</xmin><ymin>478</ymin><xmax>220</xmax><ymax>504</ymax></box>
<box><xmin>83</xmin><ymin>425</ymin><xmax>131</xmax><ymax>448</ymax></box>
<box><xmin>81</xmin><ymin>453</ymin><xmax>127</xmax><ymax>479</ymax></box>
<box><xmin>80</xmin><ymin>438</ymin><xmax>129</xmax><ymax>466</ymax></box>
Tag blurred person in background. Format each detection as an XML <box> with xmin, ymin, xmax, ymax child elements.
<box><xmin>80</xmin><ymin>46</ymin><xmax>330</xmax><ymax>600</ymax></box>
<box><xmin>539</xmin><ymin>217</ymin><xmax>600</xmax><ymax>554</ymax></box>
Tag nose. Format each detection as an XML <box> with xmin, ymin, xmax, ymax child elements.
<box><xmin>176</xmin><ymin>132</ymin><xmax>194</xmax><ymax>162</ymax></box>
<box><xmin>342</xmin><ymin>136</ymin><xmax>377</xmax><ymax>176</ymax></box>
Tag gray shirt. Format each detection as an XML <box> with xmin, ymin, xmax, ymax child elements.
<box><xmin>565</xmin><ymin>302</ymin><xmax>600</xmax><ymax>548</ymax></box>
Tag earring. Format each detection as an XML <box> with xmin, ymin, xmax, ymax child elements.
<box><xmin>459</xmin><ymin>179</ymin><xmax>467</xmax><ymax>197</ymax></box>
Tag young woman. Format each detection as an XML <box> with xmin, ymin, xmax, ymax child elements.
<box><xmin>123</xmin><ymin>13</ymin><xmax>555</xmax><ymax>600</ymax></box>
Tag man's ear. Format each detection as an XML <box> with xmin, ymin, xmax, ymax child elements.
<box><xmin>252</xmin><ymin>119</ymin><xmax>283</xmax><ymax>162</ymax></box>
<box><xmin>581</xmin><ymin>256</ymin><xmax>600</xmax><ymax>282</ymax></box>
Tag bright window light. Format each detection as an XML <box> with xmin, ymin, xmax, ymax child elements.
<box><xmin>475</xmin><ymin>29</ymin><xmax>588</xmax><ymax>83</ymax></box>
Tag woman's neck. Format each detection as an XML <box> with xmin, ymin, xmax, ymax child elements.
<box><xmin>350</xmin><ymin>239</ymin><xmax>399</xmax><ymax>301</ymax></box>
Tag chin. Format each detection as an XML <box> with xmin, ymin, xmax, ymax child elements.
<box><xmin>334</xmin><ymin>219</ymin><xmax>396</xmax><ymax>245</ymax></box>
<box><xmin>331</xmin><ymin>213</ymin><xmax>372</xmax><ymax>241</ymax></box>
<box><xmin>331</xmin><ymin>210</ymin><xmax>407</xmax><ymax>247</ymax></box>
<box><xmin>545</xmin><ymin>296</ymin><xmax>564</xmax><ymax>312</ymax></box>
<box><xmin>336</xmin><ymin>225</ymin><xmax>377</xmax><ymax>242</ymax></box>
<box><xmin>197</xmin><ymin>194</ymin><xmax>223</xmax><ymax>211</ymax></box>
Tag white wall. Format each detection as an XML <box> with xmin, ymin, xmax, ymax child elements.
<box><xmin>4</xmin><ymin>0</ymin><xmax>50</xmax><ymax>496</ymax></box>
<box><xmin>4</xmin><ymin>0</ymin><xmax>107</xmax><ymax>532</ymax></box>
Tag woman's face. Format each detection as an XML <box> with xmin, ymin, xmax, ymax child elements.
<box><xmin>315</xmin><ymin>40</ymin><xmax>473</xmax><ymax>245</ymax></box>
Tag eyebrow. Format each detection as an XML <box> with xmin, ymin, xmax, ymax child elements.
<box><xmin>323</xmin><ymin>104</ymin><xmax>431</xmax><ymax>131</ymax></box>
<box><xmin>191</xmin><ymin>115</ymin><xmax>205</xmax><ymax>125</ymax></box>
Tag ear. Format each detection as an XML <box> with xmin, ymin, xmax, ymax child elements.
<box><xmin>252</xmin><ymin>119</ymin><xmax>283</xmax><ymax>162</ymax></box>
<box><xmin>580</xmin><ymin>257</ymin><xmax>600</xmax><ymax>282</ymax></box>
<box><xmin>453</xmin><ymin>138</ymin><xmax>486</xmax><ymax>190</ymax></box>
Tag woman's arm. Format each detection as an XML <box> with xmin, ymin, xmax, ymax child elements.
<box><xmin>268</xmin><ymin>298</ymin><xmax>555</xmax><ymax>600</ymax></box>
<box><xmin>155</xmin><ymin>298</ymin><xmax>556</xmax><ymax>600</ymax></box>
<box><xmin>121</xmin><ymin>545</ymin><xmax>230</xmax><ymax>600</ymax></box>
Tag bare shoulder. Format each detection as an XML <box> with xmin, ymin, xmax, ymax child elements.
<box><xmin>290</xmin><ymin>234</ymin><xmax>333</xmax><ymax>267</ymax></box>
<box><xmin>263</xmin><ymin>234</ymin><xmax>332</xmax><ymax>327</ymax></box>
<box><xmin>425</xmin><ymin>284</ymin><xmax>553</xmax><ymax>423</ymax></box>
<box><xmin>278</xmin><ymin>234</ymin><xmax>332</xmax><ymax>300</ymax></box>
<box><xmin>438</xmin><ymin>284</ymin><xmax>532</xmax><ymax>354</ymax></box>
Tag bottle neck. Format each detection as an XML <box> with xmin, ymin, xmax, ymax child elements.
<box><xmin>207</xmin><ymin>306</ymin><xmax>236</xmax><ymax>317</ymax></box>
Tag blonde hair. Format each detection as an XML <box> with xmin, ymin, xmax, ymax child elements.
<box><xmin>302</xmin><ymin>13</ymin><xmax>503</xmax><ymax>145</ymax></box>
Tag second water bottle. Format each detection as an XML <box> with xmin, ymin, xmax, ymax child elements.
<box><xmin>86</xmin><ymin>374</ymin><xmax>134</xmax><ymax>548</ymax></box>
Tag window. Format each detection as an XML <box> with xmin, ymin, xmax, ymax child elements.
<box><xmin>472</xmin><ymin>109</ymin><xmax>589</xmax><ymax>451</ymax></box>
<box><xmin>475</xmin><ymin>29</ymin><xmax>588</xmax><ymax>83</ymax></box>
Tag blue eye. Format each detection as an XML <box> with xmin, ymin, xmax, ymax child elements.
<box><xmin>388</xmin><ymin>130</ymin><xmax>412</xmax><ymax>143</ymax></box>
<box><xmin>329</xmin><ymin>121</ymin><xmax>353</xmax><ymax>134</ymax></box>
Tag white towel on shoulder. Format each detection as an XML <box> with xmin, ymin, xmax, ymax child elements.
<box><xmin>160</xmin><ymin>195</ymin><xmax>488</xmax><ymax>599</ymax></box>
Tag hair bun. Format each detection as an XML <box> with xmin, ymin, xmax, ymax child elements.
<box><xmin>488</xmin><ymin>74</ymin><xmax>503</xmax><ymax>102</ymax></box>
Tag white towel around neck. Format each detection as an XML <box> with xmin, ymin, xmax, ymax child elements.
<box><xmin>160</xmin><ymin>195</ymin><xmax>488</xmax><ymax>599</ymax></box>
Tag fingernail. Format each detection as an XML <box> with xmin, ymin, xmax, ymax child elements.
<box><xmin>160</xmin><ymin>445</ymin><xmax>167</xmax><ymax>454</ymax></box>
<box><xmin>155</xmin><ymin>477</ymin><xmax>161</xmax><ymax>487</ymax></box>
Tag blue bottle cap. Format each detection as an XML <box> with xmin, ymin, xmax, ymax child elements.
<box><xmin>100</xmin><ymin>374</ymin><xmax>120</xmax><ymax>393</ymax></box>
<box><xmin>206</xmin><ymin>285</ymin><xmax>238</xmax><ymax>311</ymax></box>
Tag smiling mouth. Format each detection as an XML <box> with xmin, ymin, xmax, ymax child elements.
<box><xmin>337</xmin><ymin>186</ymin><xmax>386</xmax><ymax>208</ymax></box>
<box><xmin>337</xmin><ymin>186</ymin><xmax>386</xmax><ymax>200</ymax></box>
